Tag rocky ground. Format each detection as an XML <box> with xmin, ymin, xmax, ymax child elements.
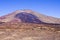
<box><xmin>0</xmin><ymin>27</ymin><xmax>60</xmax><ymax>40</ymax></box>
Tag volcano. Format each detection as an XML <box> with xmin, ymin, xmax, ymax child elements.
<box><xmin>0</xmin><ymin>10</ymin><xmax>60</xmax><ymax>24</ymax></box>
<box><xmin>0</xmin><ymin>10</ymin><xmax>60</xmax><ymax>40</ymax></box>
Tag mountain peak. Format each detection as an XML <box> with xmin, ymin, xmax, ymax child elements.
<box><xmin>14</xmin><ymin>9</ymin><xmax>34</xmax><ymax>14</ymax></box>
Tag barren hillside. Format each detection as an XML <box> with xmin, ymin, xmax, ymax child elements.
<box><xmin>0</xmin><ymin>10</ymin><xmax>60</xmax><ymax>40</ymax></box>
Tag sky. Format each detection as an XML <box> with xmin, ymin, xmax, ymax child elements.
<box><xmin>0</xmin><ymin>0</ymin><xmax>60</xmax><ymax>18</ymax></box>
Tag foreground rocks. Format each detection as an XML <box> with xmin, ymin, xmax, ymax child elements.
<box><xmin>0</xmin><ymin>28</ymin><xmax>60</xmax><ymax>40</ymax></box>
<box><xmin>0</xmin><ymin>22</ymin><xmax>60</xmax><ymax>40</ymax></box>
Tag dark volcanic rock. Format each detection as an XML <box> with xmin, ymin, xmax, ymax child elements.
<box><xmin>15</xmin><ymin>12</ymin><xmax>43</xmax><ymax>24</ymax></box>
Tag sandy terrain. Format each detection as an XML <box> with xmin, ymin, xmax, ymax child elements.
<box><xmin>0</xmin><ymin>28</ymin><xmax>60</xmax><ymax>40</ymax></box>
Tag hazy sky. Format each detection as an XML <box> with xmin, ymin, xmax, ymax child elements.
<box><xmin>0</xmin><ymin>0</ymin><xmax>60</xmax><ymax>18</ymax></box>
